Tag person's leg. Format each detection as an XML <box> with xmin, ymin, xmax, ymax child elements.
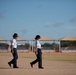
<box><xmin>13</xmin><ymin>48</ymin><xmax>18</xmax><ymax>68</ymax></box>
<box><xmin>30</xmin><ymin>54</ymin><xmax>38</xmax><ymax>68</ymax></box>
<box><xmin>8</xmin><ymin>51</ymin><xmax>14</xmax><ymax>67</ymax></box>
<box><xmin>8</xmin><ymin>58</ymin><xmax>14</xmax><ymax>65</ymax></box>
<box><xmin>31</xmin><ymin>55</ymin><xmax>38</xmax><ymax>64</ymax></box>
<box><xmin>15</xmin><ymin>49</ymin><xmax>18</xmax><ymax>66</ymax></box>
<box><xmin>38</xmin><ymin>49</ymin><xmax>42</xmax><ymax>68</ymax></box>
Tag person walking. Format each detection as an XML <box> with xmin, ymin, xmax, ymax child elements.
<box><xmin>30</xmin><ymin>35</ymin><xmax>44</xmax><ymax>69</ymax></box>
<box><xmin>8</xmin><ymin>33</ymin><xmax>19</xmax><ymax>68</ymax></box>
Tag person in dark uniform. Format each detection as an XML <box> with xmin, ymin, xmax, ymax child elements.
<box><xmin>30</xmin><ymin>35</ymin><xmax>44</xmax><ymax>69</ymax></box>
<box><xmin>8</xmin><ymin>33</ymin><xmax>19</xmax><ymax>68</ymax></box>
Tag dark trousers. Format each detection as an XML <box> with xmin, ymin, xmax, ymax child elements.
<box><xmin>31</xmin><ymin>48</ymin><xmax>42</xmax><ymax>68</ymax></box>
<box><xmin>9</xmin><ymin>48</ymin><xmax>18</xmax><ymax>67</ymax></box>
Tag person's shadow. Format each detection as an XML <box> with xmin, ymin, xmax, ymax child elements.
<box><xmin>0</xmin><ymin>67</ymin><xmax>32</xmax><ymax>69</ymax></box>
<box><xmin>0</xmin><ymin>67</ymin><xmax>12</xmax><ymax>69</ymax></box>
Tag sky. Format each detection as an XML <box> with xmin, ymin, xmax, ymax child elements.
<box><xmin>0</xmin><ymin>0</ymin><xmax>76</xmax><ymax>39</ymax></box>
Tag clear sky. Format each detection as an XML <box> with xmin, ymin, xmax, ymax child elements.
<box><xmin>0</xmin><ymin>0</ymin><xmax>76</xmax><ymax>39</ymax></box>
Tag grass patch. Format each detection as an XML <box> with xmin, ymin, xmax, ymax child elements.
<box><xmin>43</xmin><ymin>53</ymin><xmax>76</xmax><ymax>63</ymax></box>
<box><xmin>0</xmin><ymin>52</ymin><xmax>76</xmax><ymax>63</ymax></box>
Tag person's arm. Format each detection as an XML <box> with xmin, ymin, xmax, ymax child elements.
<box><xmin>35</xmin><ymin>41</ymin><xmax>38</xmax><ymax>55</ymax></box>
<box><xmin>11</xmin><ymin>40</ymin><xmax>14</xmax><ymax>54</ymax></box>
<box><xmin>11</xmin><ymin>45</ymin><xmax>14</xmax><ymax>54</ymax></box>
<box><xmin>35</xmin><ymin>45</ymin><xmax>38</xmax><ymax>55</ymax></box>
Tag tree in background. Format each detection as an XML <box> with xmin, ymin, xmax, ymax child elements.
<box><xmin>17</xmin><ymin>43</ymin><xmax>30</xmax><ymax>50</ymax></box>
<box><xmin>41</xmin><ymin>43</ymin><xmax>59</xmax><ymax>50</ymax></box>
<box><xmin>61</xmin><ymin>41</ymin><xmax>76</xmax><ymax>47</ymax></box>
<box><xmin>0</xmin><ymin>43</ymin><xmax>9</xmax><ymax>49</ymax></box>
<box><xmin>25</xmin><ymin>43</ymin><xmax>30</xmax><ymax>49</ymax></box>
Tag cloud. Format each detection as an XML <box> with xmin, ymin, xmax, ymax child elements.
<box><xmin>65</xmin><ymin>26</ymin><xmax>76</xmax><ymax>30</ymax></box>
<box><xmin>69</xmin><ymin>17</ymin><xmax>76</xmax><ymax>23</ymax></box>
<box><xmin>0</xmin><ymin>12</ymin><xmax>4</xmax><ymax>19</ymax></box>
<box><xmin>20</xmin><ymin>29</ymin><xmax>27</xmax><ymax>34</ymax></box>
<box><xmin>45</xmin><ymin>22</ymin><xmax>64</xmax><ymax>28</ymax></box>
<box><xmin>52</xmin><ymin>23</ymin><xmax>64</xmax><ymax>27</ymax></box>
<box><xmin>0</xmin><ymin>10</ymin><xmax>6</xmax><ymax>20</ymax></box>
<box><xmin>44</xmin><ymin>23</ymin><xmax>51</xmax><ymax>28</ymax></box>
<box><xmin>37</xmin><ymin>4</ymin><xmax>43</xmax><ymax>9</ymax></box>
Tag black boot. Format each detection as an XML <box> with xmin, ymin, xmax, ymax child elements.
<box><xmin>13</xmin><ymin>64</ymin><xmax>19</xmax><ymax>68</ymax></box>
<box><xmin>39</xmin><ymin>67</ymin><xmax>44</xmax><ymax>69</ymax></box>
<box><xmin>8</xmin><ymin>62</ymin><xmax>11</xmax><ymax>67</ymax></box>
<box><xmin>30</xmin><ymin>62</ymin><xmax>33</xmax><ymax>68</ymax></box>
<box><xmin>13</xmin><ymin>66</ymin><xmax>19</xmax><ymax>68</ymax></box>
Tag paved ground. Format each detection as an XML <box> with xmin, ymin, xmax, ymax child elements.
<box><xmin>0</xmin><ymin>56</ymin><xmax>76</xmax><ymax>75</ymax></box>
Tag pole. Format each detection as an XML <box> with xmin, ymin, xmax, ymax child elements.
<box><xmin>59</xmin><ymin>40</ymin><xmax>61</xmax><ymax>52</ymax></box>
<box><xmin>31</xmin><ymin>40</ymin><xmax>34</xmax><ymax>52</ymax></box>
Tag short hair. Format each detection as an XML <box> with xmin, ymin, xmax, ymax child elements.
<box><xmin>13</xmin><ymin>33</ymin><xmax>18</xmax><ymax>38</ymax></box>
<box><xmin>35</xmin><ymin>35</ymin><xmax>41</xmax><ymax>40</ymax></box>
